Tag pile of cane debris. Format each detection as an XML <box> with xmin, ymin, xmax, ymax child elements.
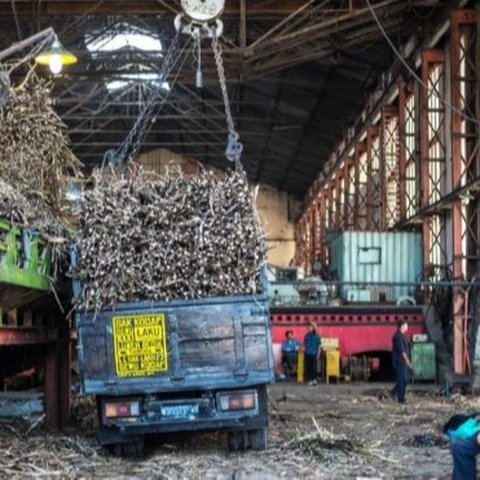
<box><xmin>272</xmin><ymin>417</ymin><xmax>396</xmax><ymax>466</ymax></box>
<box><xmin>0</xmin><ymin>417</ymin><xmax>103</xmax><ymax>478</ymax></box>
<box><xmin>70</xmin><ymin>166</ymin><xmax>266</xmax><ymax>311</ymax></box>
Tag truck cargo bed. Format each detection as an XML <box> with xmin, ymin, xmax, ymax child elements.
<box><xmin>75</xmin><ymin>292</ymin><xmax>274</xmax><ymax>396</ymax></box>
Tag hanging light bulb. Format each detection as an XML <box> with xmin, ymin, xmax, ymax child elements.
<box><xmin>35</xmin><ymin>37</ymin><xmax>77</xmax><ymax>74</ymax></box>
<box><xmin>48</xmin><ymin>53</ymin><xmax>63</xmax><ymax>74</ymax></box>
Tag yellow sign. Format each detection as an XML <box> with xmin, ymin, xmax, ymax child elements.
<box><xmin>112</xmin><ymin>313</ymin><xmax>168</xmax><ymax>377</ymax></box>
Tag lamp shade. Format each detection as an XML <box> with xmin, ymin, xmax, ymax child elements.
<box><xmin>35</xmin><ymin>39</ymin><xmax>77</xmax><ymax>67</ymax></box>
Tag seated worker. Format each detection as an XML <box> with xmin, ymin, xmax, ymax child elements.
<box><xmin>443</xmin><ymin>412</ymin><xmax>480</xmax><ymax>480</ymax></box>
<box><xmin>281</xmin><ymin>330</ymin><xmax>300</xmax><ymax>377</ymax></box>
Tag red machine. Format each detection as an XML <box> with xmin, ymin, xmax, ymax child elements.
<box><xmin>271</xmin><ymin>305</ymin><xmax>424</xmax><ymax>379</ymax></box>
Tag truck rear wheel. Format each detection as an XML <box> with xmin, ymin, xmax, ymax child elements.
<box><xmin>249</xmin><ymin>428</ymin><xmax>267</xmax><ymax>450</ymax></box>
<box><xmin>248</xmin><ymin>427</ymin><xmax>268</xmax><ymax>450</ymax></box>
<box><xmin>108</xmin><ymin>439</ymin><xmax>144</xmax><ymax>457</ymax></box>
<box><xmin>227</xmin><ymin>428</ymin><xmax>268</xmax><ymax>451</ymax></box>
<box><xmin>227</xmin><ymin>431</ymin><xmax>247</xmax><ymax>451</ymax></box>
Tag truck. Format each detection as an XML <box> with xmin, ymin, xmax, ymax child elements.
<box><xmin>73</xmin><ymin>268</ymin><xmax>274</xmax><ymax>455</ymax></box>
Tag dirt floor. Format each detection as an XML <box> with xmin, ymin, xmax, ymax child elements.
<box><xmin>0</xmin><ymin>382</ymin><xmax>479</xmax><ymax>479</ymax></box>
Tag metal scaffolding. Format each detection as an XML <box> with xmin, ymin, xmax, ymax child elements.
<box><xmin>382</xmin><ymin>106</ymin><xmax>400</xmax><ymax>228</ymax></box>
<box><xmin>295</xmin><ymin>9</ymin><xmax>480</xmax><ymax>376</ymax></box>
<box><xmin>398</xmin><ymin>81</ymin><xmax>419</xmax><ymax>221</ymax></box>
<box><xmin>450</xmin><ymin>10</ymin><xmax>480</xmax><ymax>375</ymax></box>
<box><xmin>421</xmin><ymin>49</ymin><xmax>448</xmax><ymax>276</ymax></box>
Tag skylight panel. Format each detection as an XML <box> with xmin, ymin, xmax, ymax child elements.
<box><xmin>86</xmin><ymin>23</ymin><xmax>168</xmax><ymax>91</ymax></box>
<box><xmin>87</xmin><ymin>29</ymin><xmax>162</xmax><ymax>53</ymax></box>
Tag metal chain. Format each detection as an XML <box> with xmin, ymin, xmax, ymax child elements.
<box><xmin>211</xmin><ymin>31</ymin><xmax>243</xmax><ymax>164</ymax></box>
<box><xmin>103</xmin><ymin>29</ymin><xmax>182</xmax><ymax>169</ymax></box>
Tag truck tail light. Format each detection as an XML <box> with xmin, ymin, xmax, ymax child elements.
<box><xmin>104</xmin><ymin>400</ymin><xmax>140</xmax><ymax>418</ymax></box>
<box><xmin>218</xmin><ymin>392</ymin><xmax>257</xmax><ymax>411</ymax></box>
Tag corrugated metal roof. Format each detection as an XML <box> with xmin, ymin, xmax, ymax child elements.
<box><xmin>0</xmin><ymin>0</ymin><xmax>446</xmax><ymax>198</ymax></box>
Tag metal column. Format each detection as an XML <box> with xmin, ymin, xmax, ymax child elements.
<box><xmin>450</xmin><ymin>10</ymin><xmax>480</xmax><ymax>375</ymax></box>
<box><xmin>366</xmin><ymin>126</ymin><xmax>382</xmax><ymax>230</ymax></box>
<box><xmin>382</xmin><ymin>106</ymin><xmax>400</xmax><ymax>229</ymax></box>
<box><xmin>353</xmin><ymin>142</ymin><xmax>367</xmax><ymax>230</ymax></box>
<box><xmin>420</xmin><ymin>49</ymin><xmax>448</xmax><ymax>275</ymax></box>
<box><xmin>344</xmin><ymin>157</ymin><xmax>355</xmax><ymax>229</ymax></box>
<box><xmin>398</xmin><ymin>80</ymin><xmax>420</xmax><ymax>221</ymax></box>
<box><xmin>336</xmin><ymin>169</ymin><xmax>345</xmax><ymax>229</ymax></box>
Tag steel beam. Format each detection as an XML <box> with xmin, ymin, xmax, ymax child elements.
<box><xmin>345</xmin><ymin>157</ymin><xmax>356</xmax><ymax>229</ymax></box>
<box><xmin>366</xmin><ymin>126</ymin><xmax>382</xmax><ymax>230</ymax></box>
<box><xmin>381</xmin><ymin>106</ymin><xmax>400</xmax><ymax>229</ymax></box>
<box><xmin>58</xmin><ymin>321</ymin><xmax>71</xmax><ymax>427</ymax></box>
<box><xmin>0</xmin><ymin>326</ymin><xmax>58</xmax><ymax>345</ymax></box>
<box><xmin>329</xmin><ymin>180</ymin><xmax>337</xmax><ymax>230</ymax></box>
<box><xmin>343</xmin><ymin>158</ymin><xmax>352</xmax><ymax>228</ymax></box>
<box><xmin>239</xmin><ymin>0</ymin><xmax>247</xmax><ymax>49</ymax></box>
<box><xmin>450</xmin><ymin>10</ymin><xmax>480</xmax><ymax>375</ymax></box>
<box><xmin>420</xmin><ymin>49</ymin><xmax>447</xmax><ymax>273</ymax></box>
<box><xmin>335</xmin><ymin>171</ymin><xmax>344</xmax><ymax>229</ymax></box>
<box><xmin>0</xmin><ymin>0</ymin><xmax>416</xmax><ymax>17</ymax></box>
<box><xmin>44</xmin><ymin>342</ymin><xmax>59</xmax><ymax>429</ymax></box>
<box><xmin>398</xmin><ymin>82</ymin><xmax>408</xmax><ymax>222</ymax></box>
<box><xmin>314</xmin><ymin>199</ymin><xmax>325</xmax><ymax>265</ymax></box>
<box><xmin>305</xmin><ymin>0</ymin><xmax>470</xmax><ymax>206</ymax></box>
<box><xmin>353</xmin><ymin>142</ymin><xmax>367</xmax><ymax>230</ymax></box>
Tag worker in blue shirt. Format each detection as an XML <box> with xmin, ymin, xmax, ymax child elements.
<box><xmin>443</xmin><ymin>413</ymin><xmax>480</xmax><ymax>480</ymax></box>
<box><xmin>390</xmin><ymin>319</ymin><xmax>413</xmax><ymax>403</ymax></box>
<box><xmin>304</xmin><ymin>323</ymin><xmax>321</xmax><ymax>386</ymax></box>
<box><xmin>281</xmin><ymin>330</ymin><xmax>300</xmax><ymax>377</ymax></box>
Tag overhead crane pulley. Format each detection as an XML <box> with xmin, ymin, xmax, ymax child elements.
<box><xmin>104</xmin><ymin>0</ymin><xmax>243</xmax><ymax>169</ymax></box>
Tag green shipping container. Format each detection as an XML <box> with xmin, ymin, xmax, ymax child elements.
<box><xmin>411</xmin><ymin>342</ymin><xmax>437</xmax><ymax>382</ymax></box>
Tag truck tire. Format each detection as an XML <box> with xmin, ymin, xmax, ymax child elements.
<box><xmin>108</xmin><ymin>439</ymin><xmax>144</xmax><ymax>457</ymax></box>
<box><xmin>227</xmin><ymin>431</ymin><xmax>247</xmax><ymax>451</ymax></box>
<box><xmin>248</xmin><ymin>428</ymin><xmax>268</xmax><ymax>451</ymax></box>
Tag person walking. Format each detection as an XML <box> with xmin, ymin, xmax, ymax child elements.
<box><xmin>304</xmin><ymin>323</ymin><xmax>321</xmax><ymax>386</ymax></box>
<box><xmin>390</xmin><ymin>319</ymin><xmax>412</xmax><ymax>403</ymax></box>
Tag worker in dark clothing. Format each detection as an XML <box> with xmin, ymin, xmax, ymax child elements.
<box><xmin>304</xmin><ymin>323</ymin><xmax>321</xmax><ymax>386</ymax></box>
<box><xmin>390</xmin><ymin>319</ymin><xmax>412</xmax><ymax>403</ymax></box>
<box><xmin>443</xmin><ymin>413</ymin><xmax>480</xmax><ymax>480</ymax></box>
<box><xmin>281</xmin><ymin>330</ymin><xmax>300</xmax><ymax>378</ymax></box>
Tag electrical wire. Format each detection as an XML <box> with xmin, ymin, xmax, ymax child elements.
<box><xmin>364</xmin><ymin>0</ymin><xmax>480</xmax><ymax>125</ymax></box>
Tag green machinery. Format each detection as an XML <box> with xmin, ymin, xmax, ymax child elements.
<box><xmin>0</xmin><ymin>219</ymin><xmax>51</xmax><ymax>291</ymax></box>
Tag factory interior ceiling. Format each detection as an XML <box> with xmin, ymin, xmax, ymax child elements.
<box><xmin>0</xmin><ymin>0</ymin><xmax>456</xmax><ymax>198</ymax></box>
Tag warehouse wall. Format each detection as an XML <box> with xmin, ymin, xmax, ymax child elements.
<box><xmin>255</xmin><ymin>187</ymin><xmax>297</xmax><ymax>267</ymax></box>
<box><xmin>135</xmin><ymin>149</ymin><xmax>299</xmax><ymax>267</ymax></box>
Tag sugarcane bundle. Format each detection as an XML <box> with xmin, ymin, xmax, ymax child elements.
<box><xmin>0</xmin><ymin>77</ymin><xmax>82</xmax><ymax>225</ymax></box>
<box><xmin>70</xmin><ymin>166</ymin><xmax>266</xmax><ymax>311</ymax></box>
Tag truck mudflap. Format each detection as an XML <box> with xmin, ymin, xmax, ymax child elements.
<box><xmin>97</xmin><ymin>385</ymin><xmax>268</xmax><ymax>448</ymax></box>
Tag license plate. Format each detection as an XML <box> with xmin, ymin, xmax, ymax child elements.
<box><xmin>161</xmin><ymin>403</ymin><xmax>199</xmax><ymax>419</ymax></box>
